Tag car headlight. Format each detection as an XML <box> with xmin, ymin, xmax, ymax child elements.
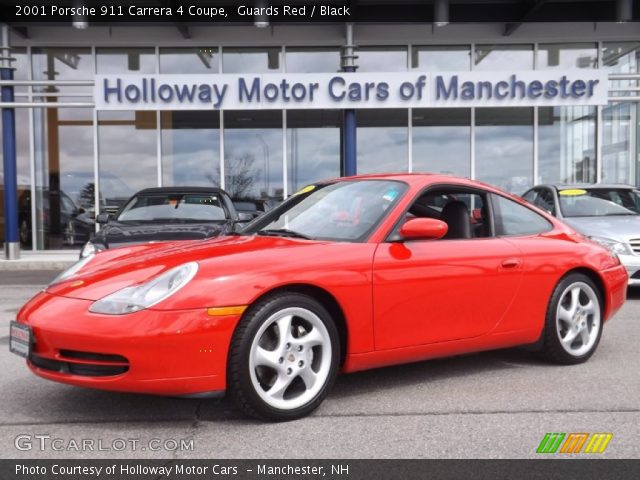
<box><xmin>89</xmin><ymin>262</ymin><xmax>198</xmax><ymax>315</ymax></box>
<box><xmin>50</xmin><ymin>254</ymin><xmax>95</xmax><ymax>286</ymax></box>
<box><xmin>588</xmin><ymin>236</ymin><xmax>633</xmax><ymax>256</ymax></box>
<box><xmin>80</xmin><ymin>241</ymin><xmax>105</xmax><ymax>258</ymax></box>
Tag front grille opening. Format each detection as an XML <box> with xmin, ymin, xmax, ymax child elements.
<box><xmin>59</xmin><ymin>349</ymin><xmax>128</xmax><ymax>364</ymax></box>
<box><xmin>31</xmin><ymin>354</ymin><xmax>129</xmax><ymax>377</ymax></box>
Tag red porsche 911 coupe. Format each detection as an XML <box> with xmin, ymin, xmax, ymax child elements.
<box><xmin>11</xmin><ymin>174</ymin><xmax>628</xmax><ymax>421</ymax></box>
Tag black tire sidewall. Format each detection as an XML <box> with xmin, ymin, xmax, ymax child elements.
<box><xmin>542</xmin><ymin>273</ymin><xmax>604</xmax><ymax>365</ymax></box>
<box><xmin>228</xmin><ymin>293</ymin><xmax>341</xmax><ymax>421</ymax></box>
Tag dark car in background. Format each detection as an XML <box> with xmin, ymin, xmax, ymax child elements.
<box><xmin>523</xmin><ymin>183</ymin><xmax>640</xmax><ymax>285</ymax></box>
<box><xmin>80</xmin><ymin>187</ymin><xmax>243</xmax><ymax>258</ymax></box>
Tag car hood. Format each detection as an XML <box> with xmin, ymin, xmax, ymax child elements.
<box><xmin>46</xmin><ymin>234</ymin><xmax>331</xmax><ymax>301</ymax></box>
<box><xmin>562</xmin><ymin>215</ymin><xmax>640</xmax><ymax>241</ymax></box>
<box><xmin>95</xmin><ymin>220</ymin><xmax>232</xmax><ymax>247</ymax></box>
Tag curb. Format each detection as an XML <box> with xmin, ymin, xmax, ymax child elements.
<box><xmin>0</xmin><ymin>261</ymin><xmax>74</xmax><ymax>271</ymax></box>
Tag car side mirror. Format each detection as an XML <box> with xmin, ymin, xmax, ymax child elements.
<box><xmin>236</xmin><ymin>212</ymin><xmax>255</xmax><ymax>223</ymax></box>
<box><xmin>96</xmin><ymin>212</ymin><xmax>112</xmax><ymax>224</ymax></box>
<box><xmin>399</xmin><ymin>218</ymin><xmax>448</xmax><ymax>240</ymax></box>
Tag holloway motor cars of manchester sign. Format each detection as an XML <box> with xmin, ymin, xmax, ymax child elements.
<box><xmin>94</xmin><ymin>70</ymin><xmax>608</xmax><ymax>110</ymax></box>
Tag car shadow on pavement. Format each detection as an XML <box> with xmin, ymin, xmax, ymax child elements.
<box><xmin>626</xmin><ymin>286</ymin><xmax>640</xmax><ymax>300</ymax></box>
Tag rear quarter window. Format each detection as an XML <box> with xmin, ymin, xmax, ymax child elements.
<box><xmin>492</xmin><ymin>193</ymin><xmax>553</xmax><ymax>236</ymax></box>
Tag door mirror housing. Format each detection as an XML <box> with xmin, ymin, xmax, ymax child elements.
<box><xmin>399</xmin><ymin>218</ymin><xmax>448</xmax><ymax>240</ymax></box>
<box><xmin>96</xmin><ymin>212</ymin><xmax>112</xmax><ymax>224</ymax></box>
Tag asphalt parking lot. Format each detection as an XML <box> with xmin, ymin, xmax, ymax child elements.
<box><xmin>1</xmin><ymin>270</ymin><xmax>638</xmax><ymax>459</ymax></box>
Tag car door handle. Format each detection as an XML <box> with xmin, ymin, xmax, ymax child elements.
<box><xmin>501</xmin><ymin>258</ymin><xmax>522</xmax><ymax>269</ymax></box>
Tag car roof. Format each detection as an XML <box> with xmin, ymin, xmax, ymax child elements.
<box><xmin>534</xmin><ymin>183</ymin><xmax>637</xmax><ymax>191</ymax></box>
<box><xmin>134</xmin><ymin>186</ymin><xmax>228</xmax><ymax>195</ymax></box>
<box><xmin>328</xmin><ymin>172</ymin><xmax>491</xmax><ymax>188</ymax></box>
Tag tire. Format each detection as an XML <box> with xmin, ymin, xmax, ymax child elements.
<box><xmin>539</xmin><ymin>273</ymin><xmax>603</xmax><ymax>365</ymax></box>
<box><xmin>227</xmin><ymin>293</ymin><xmax>340</xmax><ymax>421</ymax></box>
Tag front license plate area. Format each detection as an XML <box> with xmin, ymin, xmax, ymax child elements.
<box><xmin>9</xmin><ymin>321</ymin><xmax>32</xmax><ymax>359</ymax></box>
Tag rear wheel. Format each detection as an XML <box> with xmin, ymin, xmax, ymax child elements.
<box><xmin>227</xmin><ymin>293</ymin><xmax>340</xmax><ymax>421</ymax></box>
<box><xmin>539</xmin><ymin>273</ymin><xmax>603</xmax><ymax>365</ymax></box>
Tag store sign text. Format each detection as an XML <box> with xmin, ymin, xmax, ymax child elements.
<box><xmin>95</xmin><ymin>71</ymin><xmax>608</xmax><ymax>110</ymax></box>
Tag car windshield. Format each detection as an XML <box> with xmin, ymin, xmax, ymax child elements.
<box><xmin>245</xmin><ymin>180</ymin><xmax>407</xmax><ymax>242</ymax></box>
<box><xmin>117</xmin><ymin>193</ymin><xmax>228</xmax><ymax>223</ymax></box>
<box><xmin>558</xmin><ymin>188</ymin><xmax>639</xmax><ymax>217</ymax></box>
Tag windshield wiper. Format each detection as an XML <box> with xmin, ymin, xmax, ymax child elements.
<box><xmin>258</xmin><ymin>228</ymin><xmax>312</xmax><ymax>240</ymax></box>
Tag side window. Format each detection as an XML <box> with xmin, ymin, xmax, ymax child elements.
<box><xmin>492</xmin><ymin>194</ymin><xmax>552</xmax><ymax>236</ymax></box>
<box><xmin>522</xmin><ymin>190</ymin><xmax>538</xmax><ymax>203</ymax></box>
<box><xmin>535</xmin><ymin>189</ymin><xmax>556</xmax><ymax>216</ymax></box>
<box><xmin>405</xmin><ymin>189</ymin><xmax>492</xmax><ymax>240</ymax></box>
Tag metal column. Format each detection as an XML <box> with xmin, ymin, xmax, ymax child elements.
<box><xmin>341</xmin><ymin>23</ymin><xmax>358</xmax><ymax>177</ymax></box>
<box><xmin>1</xmin><ymin>24</ymin><xmax>19</xmax><ymax>259</ymax></box>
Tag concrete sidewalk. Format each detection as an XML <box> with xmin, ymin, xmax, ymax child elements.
<box><xmin>0</xmin><ymin>251</ymin><xmax>77</xmax><ymax>271</ymax></box>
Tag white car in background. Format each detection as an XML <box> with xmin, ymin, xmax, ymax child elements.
<box><xmin>523</xmin><ymin>184</ymin><xmax>640</xmax><ymax>286</ymax></box>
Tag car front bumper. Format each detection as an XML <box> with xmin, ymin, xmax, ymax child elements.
<box><xmin>618</xmin><ymin>253</ymin><xmax>640</xmax><ymax>286</ymax></box>
<box><xmin>16</xmin><ymin>291</ymin><xmax>241</xmax><ymax>396</ymax></box>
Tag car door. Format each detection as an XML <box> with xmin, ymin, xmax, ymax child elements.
<box><xmin>372</xmin><ymin>188</ymin><xmax>524</xmax><ymax>350</ymax></box>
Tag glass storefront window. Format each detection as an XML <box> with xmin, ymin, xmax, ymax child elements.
<box><xmin>474</xmin><ymin>44</ymin><xmax>533</xmax><ymax>71</ymax></box>
<box><xmin>538</xmin><ymin>106</ymin><xmax>596</xmax><ymax>184</ymax></box>
<box><xmin>159</xmin><ymin>47</ymin><xmax>219</xmax><ymax>73</ymax></box>
<box><xmin>285</xmin><ymin>47</ymin><xmax>340</xmax><ymax>73</ymax></box>
<box><xmin>222</xmin><ymin>47</ymin><xmax>282</xmax><ymax>73</ymax></box>
<box><xmin>97</xmin><ymin>111</ymin><xmax>157</xmax><ymax>214</ymax></box>
<box><xmin>97</xmin><ymin>48</ymin><xmax>156</xmax><ymax>74</ymax></box>
<box><xmin>411</xmin><ymin>45</ymin><xmax>471</xmax><ymax>71</ymax></box>
<box><xmin>357</xmin><ymin>109</ymin><xmax>408</xmax><ymax>174</ymax></box>
<box><xmin>287</xmin><ymin>110</ymin><xmax>341</xmax><ymax>193</ymax></box>
<box><xmin>412</xmin><ymin>109</ymin><xmax>471</xmax><ymax>177</ymax></box>
<box><xmin>161</xmin><ymin>111</ymin><xmax>221</xmax><ymax>187</ymax></box>
<box><xmin>32</xmin><ymin>47</ymin><xmax>93</xmax><ymax>95</ymax></box>
<box><xmin>32</xmin><ymin>107</ymin><xmax>94</xmax><ymax>249</ymax></box>
<box><xmin>537</xmin><ymin>43</ymin><xmax>597</xmax><ymax>69</ymax></box>
<box><xmin>223</xmin><ymin>110</ymin><xmax>283</xmax><ymax>200</ymax></box>
<box><xmin>475</xmin><ymin>108</ymin><xmax>533</xmax><ymax>194</ymax></box>
<box><xmin>358</xmin><ymin>47</ymin><xmax>407</xmax><ymax>72</ymax></box>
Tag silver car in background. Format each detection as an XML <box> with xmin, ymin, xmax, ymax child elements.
<box><xmin>523</xmin><ymin>184</ymin><xmax>640</xmax><ymax>286</ymax></box>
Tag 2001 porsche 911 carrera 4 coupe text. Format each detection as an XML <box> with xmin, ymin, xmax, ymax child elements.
<box><xmin>11</xmin><ymin>174</ymin><xmax>628</xmax><ymax>421</ymax></box>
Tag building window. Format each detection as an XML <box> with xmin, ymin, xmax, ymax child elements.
<box><xmin>538</xmin><ymin>107</ymin><xmax>596</xmax><ymax>184</ymax></box>
<box><xmin>97</xmin><ymin>111</ymin><xmax>158</xmax><ymax>215</ymax></box>
<box><xmin>159</xmin><ymin>47</ymin><xmax>219</xmax><ymax>73</ymax></box>
<box><xmin>475</xmin><ymin>108</ymin><xmax>533</xmax><ymax>194</ymax></box>
<box><xmin>357</xmin><ymin>109</ymin><xmax>409</xmax><ymax>174</ymax></box>
<box><xmin>222</xmin><ymin>47</ymin><xmax>282</xmax><ymax>73</ymax></box>
<box><xmin>97</xmin><ymin>48</ymin><xmax>156</xmax><ymax>74</ymax></box>
<box><xmin>411</xmin><ymin>45</ymin><xmax>471</xmax><ymax>71</ymax></box>
<box><xmin>358</xmin><ymin>47</ymin><xmax>408</xmax><ymax>72</ymax></box>
<box><xmin>412</xmin><ymin>109</ymin><xmax>471</xmax><ymax>177</ymax></box>
<box><xmin>161</xmin><ymin>111</ymin><xmax>221</xmax><ymax>187</ymax></box>
<box><xmin>32</xmin><ymin>47</ymin><xmax>93</xmax><ymax>95</ymax></box>
<box><xmin>285</xmin><ymin>47</ymin><xmax>340</xmax><ymax>73</ymax></box>
<box><xmin>474</xmin><ymin>44</ymin><xmax>533</xmax><ymax>71</ymax></box>
<box><xmin>223</xmin><ymin>110</ymin><xmax>283</xmax><ymax>201</ymax></box>
<box><xmin>287</xmin><ymin>110</ymin><xmax>341</xmax><ymax>193</ymax></box>
<box><xmin>537</xmin><ymin>43</ymin><xmax>597</xmax><ymax>69</ymax></box>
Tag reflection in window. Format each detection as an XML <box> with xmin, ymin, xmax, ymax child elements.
<box><xmin>97</xmin><ymin>48</ymin><xmax>156</xmax><ymax>74</ymax></box>
<box><xmin>537</xmin><ymin>43</ymin><xmax>597</xmax><ymax>69</ymax></box>
<box><xmin>223</xmin><ymin>111</ymin><xmax>283</xmax><ymax>201</ymax></box>
<box><xmin>287</xmin><ymin>110</ymin><xmax>341</xmax><ymax>193</ymax></box>
<box><xmin>222</xmin><ymin>47</ymin><xmax>281</xmax><ymax>73</ymax></box>
<box><xmin>285</xmin><ymin>47</ymin><xmax>339</xmax><ymax>73</ymax></box>
<box><xmin>161</xmin><ymin>111</ymin><xmax>220</xmax><ymax>187</ymax></box>
<box><xmin>474</xmin><ymin>45</ymin><xmax>533</xmax><ymax>71</ymax></box>
<box><xmin>32</xmin><ymin>47</ymin><xmax>93</xmax><ymax>95</ymax></box>
<box><xmin>538</xmin><ymin>107</ymin><xmax>596</xmax><ymax>184</ymax></box>
<box><xmin>160</xmin><ymin>47</ymin><xmax>219</xmax><ymax>73</ymax></box>
<box><xmin>476</xmin><ymin>108</ymin><xmax>533</xmax><ymax>194</ymax></box>
<box><xmin>358</xmin><ymin>47</ymin><xmax>407</xmax><ymax>72</ymax></box>
<box><xmin>411</xmin><ymin>45</ymin><xmax>471</xmax><ymax>71</ymax></box>
<box><xmin>412</xmin><ymin>109</ymin><xmax>470</xmax><ymax>177</ymax></box>
<box><xmin>357</xmin><ymin>109</ymin><xmax>408</xmax><ymax>174</ymax></box>
<box><xmin>98</xmin><ymin>111</ymin><xmax>157</xmax><ymax>214</ymax></box>
<box><xmin>33</xmin><ymin>108</ymin><xmax>94</xmax><ymax>250</ymax></box>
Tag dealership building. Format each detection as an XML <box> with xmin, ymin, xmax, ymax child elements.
<box><xmin>0</xmin><ymin>0</ymin><xmax>639</xmax><ymax>257</ymax></box>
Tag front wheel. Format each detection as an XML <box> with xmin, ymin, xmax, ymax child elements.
<box><xmin>227</xmin><ymin>293</ymin><xmax>340</xmax><ymax>421</ymax></box>
<box><xmin>539</xmin><ymin>273</ymin><xmax>603</xmax><ymax>365</ymax></box>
